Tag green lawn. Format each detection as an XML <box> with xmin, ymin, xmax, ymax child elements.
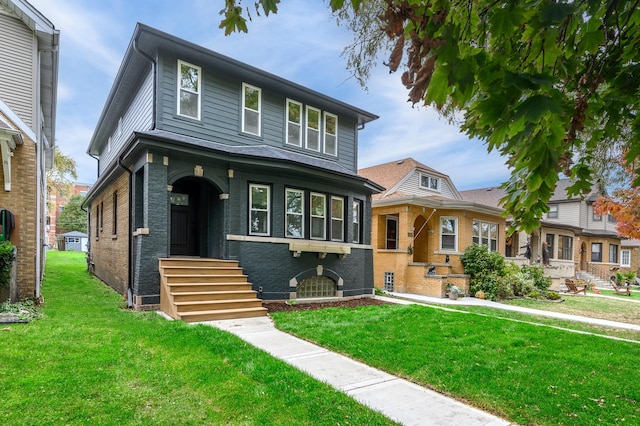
<box><xmin>272</xmin><ymin>303</ymin><xmax>640</xmax><ymax>425</ymax></box>
<box><xmin>0</xmin><ymin>251</ymin><xmax>395</xmax><ymax>425</ymax></box>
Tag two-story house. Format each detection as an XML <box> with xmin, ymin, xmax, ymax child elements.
<box><xmin>0</xmin><ymin>0</ymin><xmax>58</xmax><ymax>302</ymax></box>
<box><xmin>359</xmin><ymin>158</ymin><xmax>506</xmax><ymax>297</ymax></box>
<box><xmin>461</xmin><ymin>179</ymin><xmax>622</xmax><ymax>285</ymax></box>
<box><xmin>83</xmin><ymin>24</ymin><xmax>382</xmax><ymax>321</ymax></box>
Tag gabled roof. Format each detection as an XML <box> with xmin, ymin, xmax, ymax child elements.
<box><xmin>0</xmin><ymin>0</ymin><xmax>59</xmax><ymax>147</ymax></box>
<box><xmin>459</xmin><ymin>186</ymin><xmax>504</xmax><ymax>209</ymax></box>
<box><xmin>88</xmin><ymin>23</ymin><xmax>378</xmax><ymax>156</ymax></box>
<box><xmin>358</xmin><ymin>158</ymin><xmax>461</xmax><ymax>200</ymax></box>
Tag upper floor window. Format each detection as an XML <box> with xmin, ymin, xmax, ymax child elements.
<box><xmin>558</xmin><ymin>236</ymin><xmax>573</xmax><ymax>260</ymax></box>
<box><xmin>593</xmin><ymin>208</ymin><xmax>602</xmax><ymax>221</ymax></box>
<box><xmin>607</xmin><ymin>213</ymin><xmax>616</xmax><ymax>223</ymax></box>
<box><xmin>547</xmin><ymin>205</ymin><xmax>558</xmax><ymax>218</ymax></box>
<box><xmin>306</xmin><ymin>106</ymin><xmax>321</xmax><ymax>151</ymax></box>
<box><xmin>286</xmin><ymin>99</ymin><xmax>302</xmax><ymax>147</ymax></box>
<box><xmin>310</xmin><ymin>193</ymin><xmax>326</xmax><ymax>239</ymax></box>
<box><xmin>419</xmin><ymin>173</ymin><xmax>440</xmax><ymax>191</ymax></box>
<box><xmin>621</xmin><ymin>249</ymin><xmax>631</xmax><ymax>267</ymax></box>
<box><xmin>323</xmin><ymin>113</ymin><xmax>338</xmax><ymax>156</ymax></box>
<box><xmin>352</xmin><ymin>200</ymin><xmax>362</xmax><ymax>244</ymax></box>
<box><xmin>472</xmin><ymin>220</ymin><xmax>498</xmax><ymax>252</ymax></box>
<box><xmin>249</xmin><ymin>184</ymin><xmax>270</xmax><ymax>236</ymax></box>
<box><xmin>330</xmin><ymin>196</ymin><xmax>344</xmax><ymax>241</ymax></box>
<box><xmin>440</xmin><ymin>217</ymin><xmax>457</xmax><ymax>251</ymax></box>
<box><xmin>177</xmin><ymin>60</ymin><xmax>201</xmax><ymax>120</ymax></box>
<box><xmin>285</xmin><ymin>188</ymin><xmax>304</xmax><ymax>238</ymax></box>
<box><xmin>242</xmin><ymin>83</ymin><xmax>261</xmax><ymax>136</ymax></box>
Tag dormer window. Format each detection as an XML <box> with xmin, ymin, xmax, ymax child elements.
<box><xmin>419</xmin><ymin>173</ymin><xmax>440</xmax><ymax>192</ymax></box>
<box><xmin>177</xmin><ymin>60</ymin><xmax>201</xmax><ymax>120</ymax></box>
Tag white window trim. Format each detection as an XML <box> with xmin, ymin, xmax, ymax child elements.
<box><xmin>323</xmin><ymin>112</ymin><xmax>338</xmax><ymax>156</ymax></box>
<box><xmin>249</xmin><ymin>184</ymin><xmax>270</xmax><ymax>236</ymax></box>
<box><xmin>440</xmin><ymin>216</ymin><xmax>458</xmax><ymax>251</ymax></box>
<box><xmin>310</xmin><ymin>192</ymin><xmax>326</xmax><ymax>240</ymax></box>
<box><xmin>385</xmin><ymin>215</ymin><xmax>399</xmax><ymax>250</ymax></box>
<box><xmin>547</xmin><ymin>205</ymin><xmax>558</xmax><ymax>219</ymax></box>
<box><xmin>330</xmin><ymin>196</ymin><xmax>344</xmax><ymax>242</ymax></box>
<box><xmin>285</xmin><ymin>188</ymin><xmax>304</xmax><ymax>239</ymax></box>
<box><xmin>305</xmin><ymin>106</ymin><xmax>321</xmax><ymax>152</ymax></box>
<box><xmin>621</xmin><ymin>249</ymin><xmax>631</xmax><ymax>267</ymax></box>
<box><xmin>242</xmin><ymin>83</ymin><xmax>261</xmax><ymax>136</ymax></box>
<box><xmin>177</xmin><ymin>60</ymin><xmax>202</xmax><ymax>120</ymax></box>
<box><xmin>419</xmin><ymin>173</ymin><xmax>441</xmax><ymax>192</ymax></box>
<box><xmin>472</xmin><ymin>219</ymin><xmax>498</xmax><ymax>252</ymax></box>
<box><xmin>352</xmin><ymin>200</ymin><xmax>361</xmax><ymax>244</ymax></box>
<box><xmin>286</xmin><ymin>99</ymin><xmax>303</xmax><ymax>147</ymax></box>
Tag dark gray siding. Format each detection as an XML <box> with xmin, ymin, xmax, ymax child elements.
<box><xmin>156</xmin><ymin>51</ymin><xmax>359</xmax><ymax>173</ymax></box>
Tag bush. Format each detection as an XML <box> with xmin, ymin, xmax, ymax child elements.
<box><xmin>0</xmin><ymin>241</ymin><xmax>15</xmax><ymax>287</ymax></box>
<box><xmin>521</xmin><ymin>264</ymin><xmax>551</xmax><ymax>292</ymax></box>
<box><xmin>462</xmin><ymin>245</ymin><xmax>508</xmax><ymax>300</ymax></box>
<box><xmin>503</xmin><ymin>271</ymin><xmax>536</xmax><ymax>297</ymax></box>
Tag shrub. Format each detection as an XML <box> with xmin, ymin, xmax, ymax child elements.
<box><xmin>462</xmin><ymin>245</ymin><xmax>508</xmax><ymax>300</ymax></box>
<box><xmin>546</xmin><ymin>291</ymin><xmax>561</xmax><ymax>300</ymax></box>
<box><xmin>521</xmin><ymin>264</ymin><xmax>551</xmax><ymax>292</ymax></box>
<box><xmin>0</xmin><ymin>241</ymin><xmax>15</xmax><ymax>287</ymax></box>
<box><xmin>503</xmin><ymin>271</ymin><xmax>536</xmax><ymax>297</ymax></box>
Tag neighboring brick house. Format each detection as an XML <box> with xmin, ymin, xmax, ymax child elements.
<box><xmin>83</xmin><ymin>24</ymin><xmax>381</xmax><ymax>317</ymax></box>
<box><xmin>47</xmin><ymin>182</ymin><xmax>92</xmax><ymax>247</ymax></box>
<box><xmin>461</xmin><ymin>179</ymin><xmax>622</xmax><ymax>284</ymax></box>
<box><xmin>0</xmin><ymin>0</ymin><xmax>58</xmax><ymax>302</ymax></box>
<box><xmin>359</xmin><ymin>158</ymin><xmax>506</xmax><ymax>297</ymax></box>
<box><xmin>620</xmin><ymin>239</ymin><xmax>640</xmax><ymax>279</ymax></box>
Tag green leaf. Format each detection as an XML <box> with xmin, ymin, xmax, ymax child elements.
<box><xmin>425</xmin><ymin>64</ymin><xmax>449</xmax><ymax>106</ymax></box>
<box><xmin>259</xmin><ymin>0</ymin><xmax>280</xmax><ymax>16</ymax></box>
<box><xmin>540</xmin><ymin>2</ymin><xmax>575</xmax><ymax>25</ymax></box>
<box><xmin>514</xmin><ymin>95</ymin><xmax>561</xmax><ymax>122</ymax></box>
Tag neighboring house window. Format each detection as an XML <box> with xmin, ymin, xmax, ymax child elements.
<box><xmin>177</xmin><ymin>60</ymin><xmax>201</xmax><ymax>119</ymax></box>
<box><xmin>621</xmin><ymin>249</ymin><xmax>631</xmax><ymax>267</ymax></box>
<box><xmin>100</xmin><ymin>201</ymin><xmax>103</xmax><ymax>232</ymax></box>
<box><xmin>547</xmin><ymin>205</ymin><xmax>558</xmax><ymax>218</ymax></box>
<box><xmin>386</xmin><ymin>216</ymin><xmax>398</xmax><ymax>249</ymax></box>
<box><xmin>323</xmin><ymin>112</ymin><xmax>338</xmax><ymax>156</ymax></box>
<box><xmin>112</xmin><ymin>191</ymin><xmax>118</xmax><ymax>235</ymax></box>
<box><xmin>546</xmin><ymin>234</ymin><xmax>555</xmax><ymax>259</ymax></box>
<box><xmin>330</xmin><ymin>196</ymin><xmax>344</xmax><ymax>241</ymax></box>
<box><xmin>306</xmin><ymin>106</ymin><xmax>321</xmax><ymax>151</ymax></box>
<box><xmin>440</xmin><ymin>217</ymin><xmax>457</xmax><ymax>251</ymax></box>
<box><xmin>95</xmin><ymin>206</ymin><xmax>99</xmax><ymax>239</ymax></box>
<box><xmin>419</xmin><ymin>173</ymin><xmax>440</xmax><ymax>191</ymax></box>
<box><xmin>472</xmin><ymin>220</ymin><xmax>498</xmax><ymax>252</ymax></box>
<box><xmin>249</xmin><ymin>184</ymin><xmax>270</xmax><ymax>236</ymax></box>
<box><xmin>609</xmin><ymin>244</ymin><xmax>619</xmax><ymax>263</ymax></box>
<box><xmin>242</xmin><ymin>83</ymin><xmax>261</xmax><ymax>136</ymax></box>
<box><xmin>286</xmin><ymin>99</ymin><xmax>302</xmax><ymax>147</ymax></box>
<box><xmin>593</xmin><ymin>209</ymin><xmax>602</xmax><ymax>221</ymax></box>
<box><xmin>310</xmin><ymin>192</ymin><xmax>326</xmax><ymax>239</ymax></box>
<box><xmin>558</xmin><ymin>236</ymin><xmax>573</xmax><ymax>260</ymax></box>
<box><xmin>607</xmin><ymin>213</ymin><xmax>616</xmax><ymax>223</ymax></box>
<box><xmin>352</xmin><ymin>200</ymin><xmax>362</xmax><ymax>244</ymax></box>
<box><xmin>285</xmin><ymin>188</ymin><xmax>304</xmax><ymax>238</ymax></box>
<box><xmin>591</xmin><ymin>242</ymin><xmax>602</xmax><ymax>262</ymax></box>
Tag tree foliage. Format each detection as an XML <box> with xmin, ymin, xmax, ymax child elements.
<box><xmin>47</xmin><ymin>148</ymin><xmax>78</xmax><ymax>199</ymax></box>
<box><xmin>220</xmin><ymin>1</ymin><xmax>640</xmax><ymax>233</ymax></box>
<box><xmin>57</xmin><ymin>195</ymin><xmax>87</xmax><ymax>234</ymax></box>
<box><xmin>594</xmin><ymin>157</ymin><xmax>640</xmax><ymax>239</ymax></box>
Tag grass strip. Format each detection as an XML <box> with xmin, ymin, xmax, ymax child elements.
<box><xmin>272</xmin><ymin>303</ymin><xmax>640</xmax><ymax>425</ymax></box>
<box><xmin>0</xmin><ymin>251</ymin><xmax>395</xmax><ymax>425</ymax></box>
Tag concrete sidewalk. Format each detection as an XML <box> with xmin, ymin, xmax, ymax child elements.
<box><xmin>203</xmin><ymin>315</ymin><xmax>509</xmax><ymax>426</ymax></box>
<box><xmin>387</xmin><ymin>292</ymin><xmax>640</xmax><ymax>332</ymax></box>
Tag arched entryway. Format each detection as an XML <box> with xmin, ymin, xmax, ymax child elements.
<box><xmin>169</xmin><ymin>177</ymin><xmax>222</xmax><ymax>257</ymax></box>
<box><xmin>580</xmin><ymin>241</ymin><xmax>587</xmax><ymax>271</ymax></box>
<box><xmin>412</xmin><ymin>215</ymin><xmax>430</xmax><ymax>262</ymax></box>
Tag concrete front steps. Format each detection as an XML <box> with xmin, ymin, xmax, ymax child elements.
<box><xmin>159</xmin><ymin>258</ymin><xmax>267</xmax><ymax>322</ymax></box>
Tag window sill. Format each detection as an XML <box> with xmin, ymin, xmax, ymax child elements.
<box><xmin>289</xmin><ymin>241</ymin><xmax>351</xmax><ymax>259</ymax></box>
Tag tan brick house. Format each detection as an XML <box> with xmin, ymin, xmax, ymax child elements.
<box><xmin>359</xmin><ymin>158</ymin><xmax>506</xmax><ymax>297</ymax></box>
<box><xmin>0</xmin><ymin>0</ymin><xmax>59</xmax><ymax>302</ymax></box>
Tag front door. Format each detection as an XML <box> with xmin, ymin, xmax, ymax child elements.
<box><xmin>170</xmin><ymin>190</ymin><xmax>198</xmax><ymax>256</ymax></box>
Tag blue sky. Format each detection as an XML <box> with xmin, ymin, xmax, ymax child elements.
<box><xmin>29</xmin><ymin>0</ymin><xmax>510</xmax><ymax>189</ymax></box>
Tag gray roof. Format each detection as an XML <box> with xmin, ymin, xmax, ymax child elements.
<box><xmin>60</xmin><ymin>231</ymin><xmax>88</xmax><ymax>238</ymax></box>
<box><xmin>88</xmin><ymin>23</ymin><xmax>378</xmax><ymax>156</ymax></box>
<box><xmin>459</xmin><ymin>186</ymin><xmax>505</xmax><ymax>209</ymax></box>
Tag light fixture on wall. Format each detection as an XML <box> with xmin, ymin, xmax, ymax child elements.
<box><xmin>445</xmin><ymin>255</ymin><xmax>450</xmax><ymax>264</ymax></box>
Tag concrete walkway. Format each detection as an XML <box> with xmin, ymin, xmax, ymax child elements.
<box><xmin>197</xmin><ymin>292</ymin><xmax>639</xmax><ymax>425</ymax></box>
<box><xmin>204</xmin><ymin>315</ymin><xmax>509</xmax><ymax>426</ymax></box>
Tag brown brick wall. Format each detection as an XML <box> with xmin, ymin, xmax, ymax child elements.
<box><xmin>89</xmin><ymin>172</ymin><xmax>130</xmax><ymax>294</ymax></box>
<box><xmin>0</xmin><ymin>121</ymin><xmax>38</xmax><ymax>298</ymax></box>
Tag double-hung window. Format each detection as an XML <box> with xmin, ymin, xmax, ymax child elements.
<box><xmin>242</xmin><ymin>83</ymin><xmax>261</xmax><ymax>135</ymax></box>
<box><xmin>609</xmin><ymin>244</ymin><xmax>619</xmax><ymax>263</ymax></box>
<box><xmin>323</xmin><ymin>113</ymin><xmax>338</xmax><ymax>156</ymax></box>
<box><xmin>352</xmin><ymin>200</ymin><xmax>362</xmax><ymax>244</ymax></box>
<box><xmin>621</xmin><ymin>249</ymin><xmax>631</xmax><ymax>267</ymax></box>
<box><xmin>306</xmin><ymin>106</ymin><xmax>321</xmax><ymax>151</ymax></box>
<box><xmin>385</xmin><ymin>216</ymin><xmax>398</xmax><ymax>249</ymax></box>
<box><xmin>547</xmin><ymin>205</ymin><xmax>558</xmax><ymax>218</ymax></box>
<box><xmin>545</xmin><ymin>234</ymin><xmax>555</xmax><ymax>259</ymax></box>
<box><xmin>330</xmin><ymin>196</ymin><xmax>344</xmax><ymax>241</ymax></box>
<box><xmin>440</xmin><ymin>217</ymin><xmax>457</xmax><ymax>251</ymax></box>
<box><xmin>558</xmin><ymin>236</ymin><xmax>573</xmax><ymax>260</ymax></box>
<box><xmin>249</xmin><ymin>184</ymin><xmax>270</xmax><ymax>236</ymax></box>
<box><xmin>591</xmin><ymin>242</ymin><xmax>602</xmax><ymax>262</ymax></box>
<box><xmin>286</xmin><ymin>99</ymin><xmax>302</xmax><ymax>147</ymax></box>
<box><xmin>285</xmin><ymin>188</ymin><xmax>304</xmax><ymax>238</ymax></box>
<box><xmin>177</xmin><ymin>60</ymin><xmax>201</xmax><ymax>119</ymax></box>
<box><xmin>310</xmin><ymin>193</ymin><xmax>326</xmax><ymax>239</ymax></box>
